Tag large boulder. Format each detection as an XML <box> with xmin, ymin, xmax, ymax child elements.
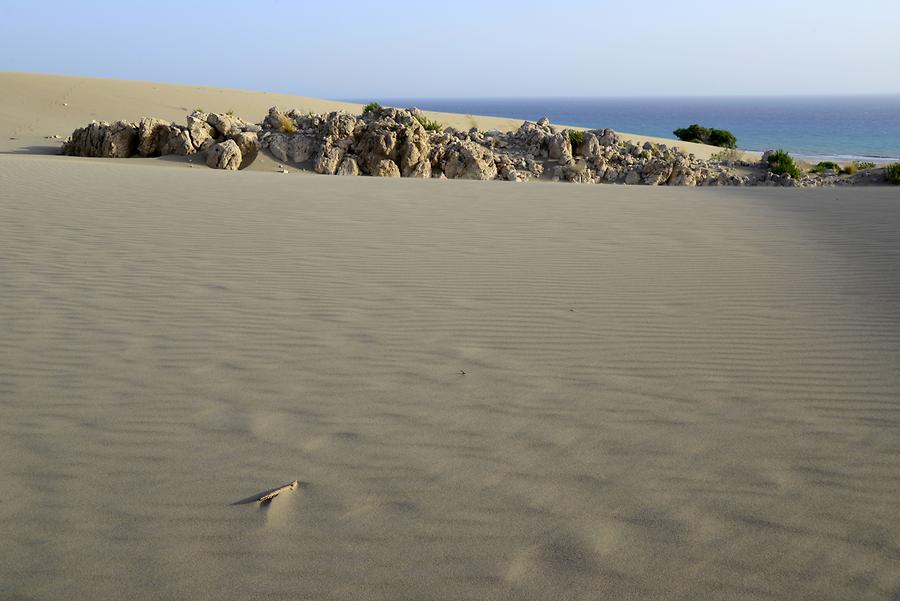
<box><xmin>136</xmin><ymin>117</ymin><xmax>171</xmax><ymax>157</ymax></box>
<box><xmin>371</xmin><ymin>159</ymin><xmax>401</xmax><ymax>177</ymax></box>
<box><xmin>206</xmin><ymin>139</ymin><xmax>242</xmax><ymax>170</ymax></box>
<box><xmin>62</xmin><ymin>120</ymin><xmax>137</xmax><ymax>158</ymax></box>
<box><xmin>436</xmin><ymin>139</ymin><xmax>498</xmax><ymax>180</ymax></box>
<box><xmin>336</xmin><ymin>156</ymin><xmax>360</xmax><ymax>176</ymax></box>
<box><xmin>187</xmin><ymin>113</ymin><xmax>217</xmax><ymax>151</ymax></box>
<box><xmin>158</xmin><ymin>125</ymin><xmax>194</xmax><ymax>156</ymax></box>
<box><xmin>354</xmin><ymin>107</ymin><xmax>430</xmax><ymax>177</ymax></box>
<box><xmin>641</xmin><ymin>160</ymin><xmax>674</xmax><ymax>185</ymax></box>
<box><xmin>228</xmin><ymin>131</ymin><xmax>259</xmax><ymax>169</ymax></box>
<box><xmin>313</xmin><ymin>112</ymin><xmax>361</xmax><ymax>174</ymax></box>
<box><xmin>207</xmin><ymin>112</ymin><xmax>243</xmax><ymax>137</ymax></box>
<box><xmin>548</xmin><ymin>131</ymin><xmax>573</xmax><ymax>162</ymax></box>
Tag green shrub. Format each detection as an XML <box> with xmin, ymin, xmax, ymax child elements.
<box><xmin>766</xmin><ymin>149</ymin><xmax>802</xmax><ymax>179</ymax></box>
<box><xmin>886</xmin><ymin>163</ymin><xmax>900</xmax><ymax>185</ymax></box>
<box><xmin>707</xmin><ymin>128</ymin><xmax>737</xmax><ymax>149</ymax></box>
<box><xmin>673</xmin><ymin>124</ymin><xmax>737</xmax><ymax>148</ymax></box>
<box><xmin>810</xmin><ymin>161</ymin><xmax>841</xmax><ymax>173</ymax></box>
<box><xmin>414</xmin><ymin>114</ymin><xmax>444</xmax><ymax>132</ymax></box>
<box><xmin>568</xmin><ymin>130</ymin><xmax>585</xmax><ymax>148</ymax></box>
<box><xmin>855</xmin><ymin>161</ymin><xmax>876</xmax><ymax>170</ymax></box>
<box><xmin>362</xmin><ymin>102</ymin><xmax>381</xmax><ymax>115</ymax></box>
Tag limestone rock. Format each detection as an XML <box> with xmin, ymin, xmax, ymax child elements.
<box><xmin>62</xmin><ymin>120</ymin><xmax>137</xmax><ymax>158</ymax></box>
<box><xmin>228</xmin><ymin>131</ymin><xmax>259</xmax><ymax>169</ymax></box>
<box><xmin>437</xmin><ymin>140</ymin><xmax>498</xmax><ymax>180</ymax></box>
<box><xmin>336</xmin><ymin>156</ymin><xmax>360</xmax><ymax>176</ymax></box>
<box><xmin>158</xmin><ymin>125</ymin><xmax>194</xmax><ymax>156</ymax></box>
<box><xmin>547</xmin><ymin>132</ymin><xmax>572</xmax><ymax>162</ymax></box>
<box><xmin>372</xmin><ymin>159</ymin><xmax>401</xmax><ymax>177</ymax></box>
<box><xmin>187</xmin><ymin>114</ymin><xmax>216</xmax><ymax>150</ymax></box>
<box><xmin>207</xmin><ymin>113</ymin><xmax>242</xmax><ymax>137</ymax></box>
<box><xmin>137</xmin><ymin>117</ymin><xmax>171</xmax><ymax>157</ymax></box>
<box><xmin>206</xmin><ymin>139</ymin><xmax>242</xmax><ymax>170</ymax></box>
<box><xmin>354</xmin><ymin>107</ymin><xmax>430</xmax><ymax>177</ymax></box>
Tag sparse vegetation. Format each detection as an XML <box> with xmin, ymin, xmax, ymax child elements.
<box><xmin>568</xmin><ymin>130</ymin><xmax>585</xmax><ymax>148</ymax></box>
<box><xmin>277</xmin><ymin>114</ymin><xmax>297</xmax><ymax>134</ymax></box>
<box><xmin>766</xmin><ymin>149</ymin><xmax>802</xmax><ymax>179</ymax></box>
<box><xmin>414</xmin><ymin>114</ymin><xmax>444</xmax><ymax>132</ymax></box>
<box><xmin>673</xmin><ymin>124</ymin><xmax>737</xmax><ymax>149</ymax></box>
<box><xmin>362</xmin><ymin>102</ymin><xmax>381</xmax><ymax>115</ymax></box>
<box><xmin>810</xmin><ymin>161</ymin><xmax>841</xmax><ymax>174</ymax></box>
<box><xmin>842</xmin><ymin>163</ymin><xmax>858</xmax><ymax>175</ymax></box>
<box><xmin>854</xmin><ymin>161</ymin><xmax>876</xmax><ymax>170</ymax></box>
<box><xmin>886</xmin><ymin>163</ymin><xmax>900</xmax><ymax>184</ymax></box>
<box><xmin>711</xmin><ymin>148</ymin><xmax>743</xmax><ymax>163</ymax></box>
<box><xmin>193</xmin><ymin>107</ymin><xmax>204</xmax><ymax>114</ymax></box>
<box><xmin>226</xmin><ymin>109</ymin><xmax>235</xmax><ymax>116</ymax></box>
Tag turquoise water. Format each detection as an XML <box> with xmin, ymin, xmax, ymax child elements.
<box><xmin>354</xmin><ymin>96</ymin><xmax>900</xmax><ymax>162</ymax></box>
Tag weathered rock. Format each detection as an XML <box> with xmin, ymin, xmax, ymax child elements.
<box><xmin>62</xmin><ymin>120</ymin><xmax>137</xmax><ymax>158</ymax></box>
<box><xmin>667</xmin><ymin>162</ymin><xmax>697</xmax><ymax>186</ymax></box>
<box><xmin>548</xmin><ymin>131</ymin><xmax>573</xmax><ymax>162</ymax></box>
<box><xmin>207</xmin><ymin>113</ymin><xmax>242</xmax><ymax>137</ymax></box>
<box><xmin>206</xmin><ymin>139</ymin><xmax>241</xmax><ymax>170</ymax></box>
<box><xmin>580</xmin><ymin>133</ymin><xmax>602</xmax><ymax>161</ymax></box>
<box><xmin>372</xmin><ymin>159</ymin><xmax>401</xmax><ymax>177</ymax></box>
<box><xmin>187</xmin><ymin>114</ymin><xmax>216</xmax><ymax>150</ymax></box>
<box><xmin>351</xmin><ymin>107</ymin><xmax>432</xmax><ymax>177</ymax></box>
<box><xmin>158</xmin><ymin>125</ymin><xmax>194</xmax><ymax>156</ymax></box>
<box><xmin>265</xmin><ymin>132</ymin><xmax>290</xmax><ymax>162</ymax></box>
<box><xmin>228</xmin><ymin>131</ymin><xmax>259</xmax><ymax>169</ymax></box>
<box><xmin>314</xmin><ymin>145</ymin><xmax>345</xmax><ymax>175</ymax></box>
<box><xmin>641</xmin><ymin>160</ymin><xmax>674</xmax><ymax>185</ymax></box>
<box><xmin>437</xmin><ymin>139</ymin><xmax>498</xmax><ymax>180</ymax></box>
<box><xmin>595</xmin><ymin>128</ymin><xmax>620</xmax><ymax>147</ymax></box>
<box><xmin>137</xmin><ymin>117</ymin><xmax>171</xmax><ymax>157</ymax></box>
<box><xmin>336</xmin><ymin>156</ymin><xmax>360</xmax><ymax>176</ymax></box>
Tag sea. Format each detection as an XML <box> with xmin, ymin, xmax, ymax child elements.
<box><xmin>351</xmin><ymin>96</ymin><xmax>900</xmax><ymax>163</ymax></box>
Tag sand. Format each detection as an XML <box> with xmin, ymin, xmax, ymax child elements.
<box><xmin>1</xmin><ymin>153</ymin><xmax>899</xmax><ymax>600</ymax></box>
<box><xmin>1</xmin><ymin>74</ymin><xmax>899</xmax><ymax>600</ymax></box>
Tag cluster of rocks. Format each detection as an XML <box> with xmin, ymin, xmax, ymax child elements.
<box><xmin>62</xmin><ymin>111</ymin><xmax>261</xmax><ymax>170</ymax></box>
<box><xmin>62</xmin><ymin>107</ymin><xmax>885</xmax><ymax>187</ymax></box>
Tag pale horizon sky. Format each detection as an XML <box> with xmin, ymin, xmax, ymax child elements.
<box><xmin>1</xmin><ymin>0</ymin><xmax>899</xmax><ymax>98</ymax></box>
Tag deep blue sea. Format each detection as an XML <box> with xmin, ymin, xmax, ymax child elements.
<box><xmin>351</xmin><ymin>96</ymin><xmax>900</xmax><ymax>162</ymax></box>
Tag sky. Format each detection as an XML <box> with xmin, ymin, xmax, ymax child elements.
<box><xmin>1</xmin><ymin>0</ymin><xmax>899</xmax><ymax>98</ymax></box>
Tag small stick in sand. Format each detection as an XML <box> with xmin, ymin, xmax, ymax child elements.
<box><xmin>231</xmin><ymin>480</ymin><xmax>300</xmax><ymax>506</ymax></box>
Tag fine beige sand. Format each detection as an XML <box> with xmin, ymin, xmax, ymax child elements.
<box><xmin>0</xmin><ymin>71</ymin><xmax>740</xmax><ymax>162</ymax></box>
<box><xmin>1</xmin><ymin>152</ymin><xmax>899</xmax><ymax>600</ymax></box>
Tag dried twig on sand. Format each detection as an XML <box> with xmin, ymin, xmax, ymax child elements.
<box><xmin>231</xmin><ymin>480</ymin><xmax>300</xmax><ymax>506</ymax></box>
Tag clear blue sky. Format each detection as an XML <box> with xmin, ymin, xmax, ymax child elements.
<box><xmin>1</xmin><ymin>0</ymin><xmax>898</xmax><ymax>98</ymax></box>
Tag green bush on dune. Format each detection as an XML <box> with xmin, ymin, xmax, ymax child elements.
<box><xmin>362</xmin><ymin>102</ymin><xmax>381</xmax><ymax>115</ymax></box>
<box><xmin>414</xmin><ymin>114</ymin><xmax>444</xmax><ymax>132</ymax></box>
<box><xmin>886</xmin><ymin>163</ymin><xmax>900</xmax><ymax>184</ymax></box>
<box><xmin>568</xmin><ymin>130</ymin><xmax>585</xmax><ymax>148</ymax></box>
<box><xmin>766</xmin><ymin>149</ymin><xmax>802</xmax><ymax>179</ymax></box>
<box><xmin>810</xmin><ymin>161</ymin><xmax>841</xmax><ymax>173</ymax></box>
<box><xmin>673</xmin><ymin>124</ymin><xmax>737</xmax><ymax>148</ymax></box>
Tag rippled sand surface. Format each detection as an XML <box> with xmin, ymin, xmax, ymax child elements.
<box><xmin>1</xmin><ymin>156</ymin><xmax>898</xmax><ymax>600</ymax></box>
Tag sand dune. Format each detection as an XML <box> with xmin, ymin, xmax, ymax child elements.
<box><xmin>0</xmin><ymin>72</ymin><xmax>735</xmax><ymax>162</ymax></box>
<box><xmin>1</xmin><ymin>152</ymin><xmax>898</xmax><ymax>600</ymax></box>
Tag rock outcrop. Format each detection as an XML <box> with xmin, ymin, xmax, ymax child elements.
<box><xmin>62</xmin><ymin>120</ymin><xmax>137</xmax><ymax>158</ymax></box>
<box><xmin>62</xmin><ymin>108</ymin><xmax>881</xmax><ymax>187</ymax></box>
